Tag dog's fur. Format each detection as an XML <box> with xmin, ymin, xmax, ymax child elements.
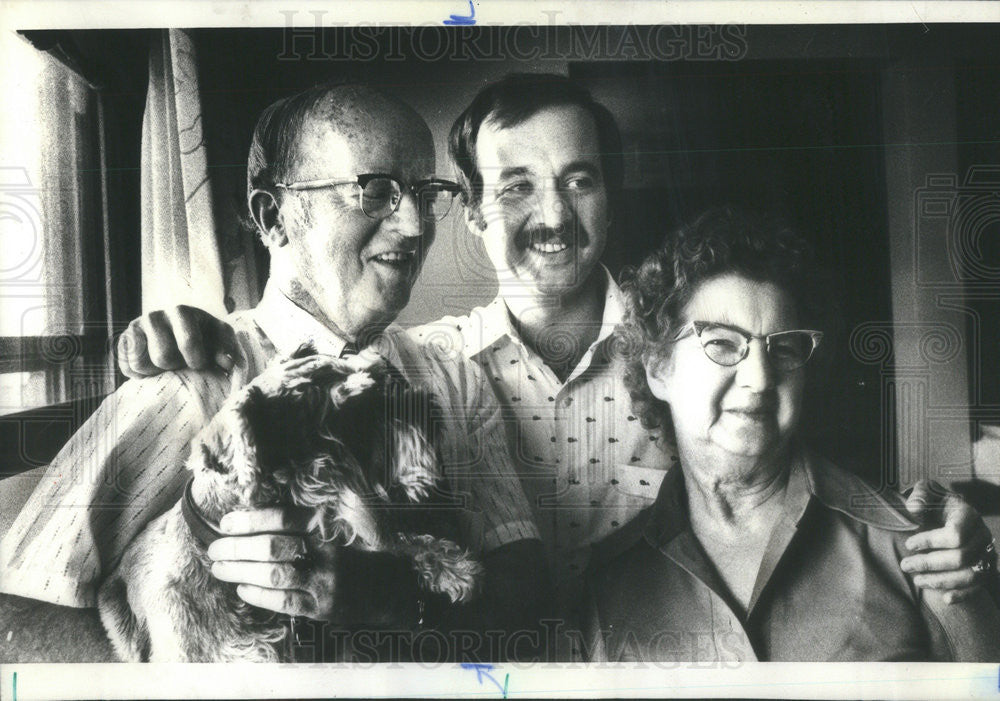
<box><xmin>97</xmin><ymin>350</ymin><xmax>482</xmax><ymax>662</ymax></box>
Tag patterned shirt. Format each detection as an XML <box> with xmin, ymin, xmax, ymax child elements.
<box><xmin>1</xmin><ymin>284</ymin><xmax>538</xmax><ymax>608</ymax></box>
<box><xmin>409</xmin><ymin>268</ymin><xmax>678</xmax><ymax>582</ymax></box>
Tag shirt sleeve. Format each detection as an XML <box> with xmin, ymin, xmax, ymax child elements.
<box><xmin>413</xmin><ymin>339</ymin><xmax>541</xmax><ymax>554</ymax></box>
<box><xmin>0</xmin><ymin>370</ymin><xmax>229</xmax><ymax>608</ymax></box>
<box><xmin>920</xmin><ymin>586</ymin><xmax>1000</xmax><ymax>661</ymax></box>
<box><xmin>458</xmin><ymin>386</ymin><xmax>542</xmax><ymax>552</ymax></box>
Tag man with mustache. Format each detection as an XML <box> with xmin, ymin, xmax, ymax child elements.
<box><xmin>116</xmin><ymin>74</ymin><xmax>997</xmax><ymax>636</ymax></box>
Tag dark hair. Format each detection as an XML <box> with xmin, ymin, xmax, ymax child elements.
<box><xmin>448</xmin><ymin>73</ymin><xmax>623</xmax><ymax>210</ymax></box>
<box><xmin>617</xmin><ymin>205</ymin><xmax>835</xmax><ymax>438</ymax></box>
<box><xmin>246</xmin><ymin>80</ymin><xmax>355</xmax><ymax>197</ymax></box>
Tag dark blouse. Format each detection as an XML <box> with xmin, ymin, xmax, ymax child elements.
<box><xmin>583</xmin><ymin>451</ymin><xmax>1000</xmax><ymax>662</ymax></box>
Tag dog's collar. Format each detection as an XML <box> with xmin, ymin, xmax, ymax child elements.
<box><xmin>181</xmin><ymin>477</ymin><xmax>226</xmax><ymax>549</ymax></box>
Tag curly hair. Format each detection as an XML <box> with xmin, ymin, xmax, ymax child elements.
<box><xmin>617</xmin><ymin>205</ymin><xmax>835</xmax><ymax>440</ymax></box>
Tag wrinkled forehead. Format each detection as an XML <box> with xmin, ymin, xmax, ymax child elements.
<box><xmin>287</xmin><ymin>97</ymin><xmax>435</xmax><ymax>182</ymax></box>
<box><xmin>680</xmin><ymin>273</ymin><xmax>800</xmax><ymax>332</ymax></box>
<box><xmin>475</xmin><ymin>104</ymin><xmax>602</xmax><ymax>176</ymax></box>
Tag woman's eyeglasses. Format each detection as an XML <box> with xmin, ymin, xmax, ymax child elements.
<box><xmin>671</xmin><ymin>320</ymin><xmax>823</xmax><ymax>372</ymax></box>
<box><xmin>275</xmin><ymin>174</ymin><xmax>461</xmax><ymax>222</ymax></box>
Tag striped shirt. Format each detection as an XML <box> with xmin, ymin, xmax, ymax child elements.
<box><xmin>1</xmin><ymin>284</ymin><xmax>539</xmax><ymax>608</ymax></box>
<box><xmin>409</xmin><ymin>268</ymin><xmax>679</xmax><ymax>583</ymax></box>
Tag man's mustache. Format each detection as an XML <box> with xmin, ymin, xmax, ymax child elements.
<box><xmin>514</xmin><ymin>222</ymin><xmax>590</xmax><ymax>249</ymax></box>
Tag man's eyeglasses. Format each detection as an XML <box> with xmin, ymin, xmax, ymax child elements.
<box><xmin>274</xmin><ymin>174</ymin><xmax>461</xmax><ymax>222</ymax></box>
<box><xmin>672</xmin><ymin>321</ymin><xmax>824</xmax><ymax>372</ymax></box>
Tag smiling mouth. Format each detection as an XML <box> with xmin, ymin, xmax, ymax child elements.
<box><xmin>371</xmin><ymin>251</ymin><xmax>416</xmax><ymax>266</ymax></box>
<box><xmin>528</xmin><ymin>233</ymin><xmax>571</xmax><ymax>254</ymax></box>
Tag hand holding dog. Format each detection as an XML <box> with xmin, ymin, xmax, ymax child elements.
<box><xmin>208</xmin><ymin>507</ymin><xmax>338</xmax><ymax>620</ymax></box>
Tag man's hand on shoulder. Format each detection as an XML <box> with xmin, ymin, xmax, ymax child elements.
<box><xmin>900</xmin><ymin>479</ymin><xmax>997</xmax><ymax>603</ymax></box>
<box><xmin>118</xmin><ymin>305</ymin><xmax>238</xmax><ymax>379</ymax></box>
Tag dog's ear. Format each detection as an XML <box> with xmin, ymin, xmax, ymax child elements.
<box><xmin>385</xmin><ymin>386</ymin><xmax>443</xmax><ymax>502</ymax></box>
<box><xmin>230</xmin><ymin>384</ymin><xmax>267</xmax><ymax>481</ymax></box>
<box><xmin>388</xmin><ymin>418</ymin><xmax>440</xmax><ymax>502</ymax></box>
<box><xmin>186</xmin><ymin>385</ymin><xmax>263</xmax><ymax>495</ymax></box>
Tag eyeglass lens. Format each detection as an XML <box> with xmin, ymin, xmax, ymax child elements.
<box><xmin>697</xmin><ymin>325</ymin><xmax>816</xmax><ymax>371</ymax></box>
<box><xmin>359</xmin><ymin>177</ymin><xmax>455</xmax><ymax>221</ymax></box>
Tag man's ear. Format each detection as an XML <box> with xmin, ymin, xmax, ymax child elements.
<box><xmin>249</xmin><ymin>189</ymin><xmax>286</xmax><ymax>247</ymax></box>
<box><xmin>464</xmin><ymin>203</ymin><xmax>487</xmax><ymax>238</ymax></box>
<box><xmin>644</xmin><ymin>353</ymin><xmax>673</xmax><ymax>403</ymax></box>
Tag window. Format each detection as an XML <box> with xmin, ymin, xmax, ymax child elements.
<box><xmin>0</xmin><ymin>33</ymin><xmax>115</xmax><ymax>417</ymax></box>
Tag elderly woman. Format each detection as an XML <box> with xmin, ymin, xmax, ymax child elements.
<box><xmin>584</xmin><ymin>207</ymin><xmax>1000</xmax><ymax>662</ymax></box>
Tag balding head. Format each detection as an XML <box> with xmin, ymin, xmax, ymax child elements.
<box><xmin>247</xmin><ymin>82</ymin><xmax>432</xmax><ymax>197</ymax></box>
<box><xmin>246</xmin><ymin>83</ymin><xmax>438</xmax><ymax>340</ymax></box>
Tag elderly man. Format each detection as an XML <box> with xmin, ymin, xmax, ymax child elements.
<box><xmin>1</xmin><ymin>82</ymin><xmax>545</xmax><ymax>660</ymax></box>
<box><xmin>116</xmin><ymin>75</ymin><xmax>997</xmax><ymax>627</ymax></box>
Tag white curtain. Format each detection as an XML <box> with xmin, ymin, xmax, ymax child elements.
<box><xmin>141</xmin><ymin>29</ymin><xmax>258</xmax><ymax>316</ymax></box>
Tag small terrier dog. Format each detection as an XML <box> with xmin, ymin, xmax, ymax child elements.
<box><xmin>98</xmin><ymin>350</ymin><xmax>482</xmax><ymax>662</ymax></box>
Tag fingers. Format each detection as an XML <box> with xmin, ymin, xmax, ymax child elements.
<box><xmin>905</xmin><ymin>525</ymin><xmax>959</xmax><ymax>554</ymax></box>
<box><xmin>207</xmin><ymin>534</ymin><xmax>305</xmax><ymax>563</ymax></box>
<box><xmin>208</xmin><ymin>534</ymin><xmax>337</xmax><ymax>619</ymax></box>
<box><xmin>218</xmin><ymin>507</ymin><xmax>312</xmax><ymax>536</ymax></box>
<box><xmin>211</xmin><ymin>559</ymin><xmax>307</xmax><ymax>590</ymax></box>
<box><xmin>911</xmin><ymin>569</ymin><xmax>979</xmax><ymax>593</ymax></box>
<box><xmin>208</xmin><ymin>508</ymin><xmax>339</xmax><ymax>620</ymax></box>
<box><xmin>115</xmin><ymin>306</ymin><xmax>239</xmax><ymax>379</ymax></box>
<box><xmin>234</xmin><ymin>584</ymin><xmax>318</xmax><ymax>617</ymax></box>
<box><xmin>116</xmin><ymin>324</ymin><xmax>145</xmax><ymax>379</ymax></box>
<box><xmin>903</xmin><ymin>479</ymin><xmax>949</xmax><ymax>521</ymax></box>
<box><xmin>941</xmin><ymin>492</ymin><xmax>992</xmax><ymax>547</ymax></box>
<box><xmin>139</xmin><ymin>309</ymin><xmax>186</xmax><ymax>372</ymax></box>
<box><xmin>169</xmin><ymin>306</ymin><xmax>209</xmax><ymax>370</ymax></box>
<box><xmin>904</xmin><ymin>503</ymin><xmax>992</xmax><ymax>553</ymax></box>
<box><xmin>164</xmin><ymin>305</ymin><xmax>240</xmax><ymax>372</ymax></box>
<box><xmin>206</xmin><ymin>317</ymin><xmax>241</xmax><ymax>373</ymax></box>
<box><xmin>117</xmin><ymin>309</ymin><xmax>188</xmax><ymax>378</ymax></box>
<box><xmin>901</xmin><ymin>546</ymin><xmax>982</xmax><ymax>574</ymax></box>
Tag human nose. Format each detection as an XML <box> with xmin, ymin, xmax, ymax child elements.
<box><xmin>735</xmin><ymin>338</ymin><xmax>774</xmax><ymax>391</ymax></box>
<box><xmin>390</xmin><ymin>189</ymin><xmax>424</xmax><ymax>238</ymax></box>
<box><xmin>534</xmin><ymin>182</ymin><xmax>572</xmax><ymax>231</ymax></box>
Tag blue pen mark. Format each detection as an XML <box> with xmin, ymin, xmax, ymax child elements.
<box><xmin>461</xmin><ymin>662</ymin><xmax>509</xmax><ymax>697</ymax></box>
<box><xmin>12</xmin><ymin>671</ymin><xmax>16</xmax><ymax>701</ymax></box>
<box><xmin>443</xmin><ymin>0</ymin><xmax>476</xmax><ymax>26</ymax></box>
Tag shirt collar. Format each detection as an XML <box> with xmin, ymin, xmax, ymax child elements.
<box><xmin>799</xmin><ymin>451</ymin><xmax>919</xmax><ymax>531</ymax></box>
<box><xmin>253</xmin><ymin>282</ymin><xmax>351</xmax><ymax>358</ymax></box>
<box><xmin>643</xmin><ymin>447</ymin><xmax>918</xmax><ymax>549</ymax></box>
<box><xmin>643</xmin><ymin>451</ymin><xmax>815</xmax><ymax>549</ymax></box>
<box><xmin>468</xmin><ymin>265</ymin><xmax>625</xmax><ymax>357</ymax></box>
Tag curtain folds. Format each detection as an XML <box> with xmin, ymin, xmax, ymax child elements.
<box><xmin>141</xmin><ymin>29</ymin><xmax>258</xmax><ymax>316</ymax></box>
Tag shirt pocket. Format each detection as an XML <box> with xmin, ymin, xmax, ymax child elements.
<box><xmin>610</xmin><ymin>463</ymin><xmax>666</xmax><ymax>502</ymax></box>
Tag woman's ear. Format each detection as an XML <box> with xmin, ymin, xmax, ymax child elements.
<box><xmin>644</xmin><ymin>353</ymin><xmax>673</xmax><ymax>403</ymax></box>
<box><xmin>249</xmin><ymin>189</ymin><xmax>286</xmax><ymax>247</ymax></box>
